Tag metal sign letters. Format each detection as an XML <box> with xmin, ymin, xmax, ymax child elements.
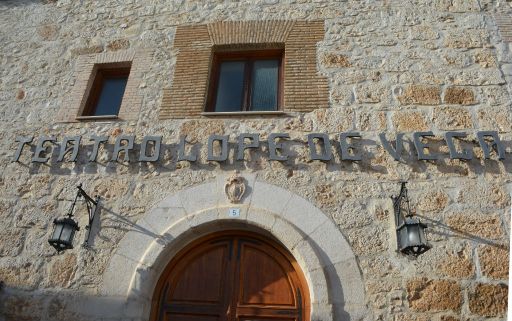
<box><xmin>13</xmin><ymin>131</ymin><xmax>508</xmax><ymax>164</ymax></box>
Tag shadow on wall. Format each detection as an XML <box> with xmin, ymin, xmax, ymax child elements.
<box><xmin>0</xmin><ymin>0</ymin><xmax>55</xmax><ymax>7</ymax></box>
<box><xmin>0</xmin><ymin>286</ymin><xmax>135</xmax><ymax>321</ymax></box>
<box><xmin>420</xmin><ymin>214</ymin><xmax>508</xmax><ymax>249</ymax></box>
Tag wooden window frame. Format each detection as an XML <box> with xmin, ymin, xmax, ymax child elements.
<box><xmin>81</xmin><ymin>64</ymin><xmax>131</xmax><ymax>117</ymax></box>
<box><xmin>205</xmin><ymin>49</ymin><xmax>284</xmax><ymax>113</ymax></box>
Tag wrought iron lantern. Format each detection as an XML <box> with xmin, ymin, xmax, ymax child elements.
<box><xmin>48</xmin><ymin>184</ymin><xmax>100</xmax><ymax>252</ymax></box>
<box><xmin>392</xmin><ymin>182</ymin><xmax>431</xmax><ymax>257</ymax></box>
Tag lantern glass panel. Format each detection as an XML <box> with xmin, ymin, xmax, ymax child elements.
<box><xmin>406</xmin><ymin>223</ymin><xmax>422</xmax><ymax>246</ymax></box>
<box><xmin>61</xmin><ymin>223</ymin><xmax>75</xmax><ymax>243</ymax></box>
<box><xmin>51</xmin><ymin>223</ymin><xmax>64</xmax><ymax>240</ymax></box>
<box><xmin>398</xmin><ymin>225</ymin><xmax>410</xmax><ymax>250</ymax></box>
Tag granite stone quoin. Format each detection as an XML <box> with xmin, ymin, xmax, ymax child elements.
<box><xmin>0</xmin><ymin>1</ymin><xmax>511</xmax><ymax>321</ymax></box>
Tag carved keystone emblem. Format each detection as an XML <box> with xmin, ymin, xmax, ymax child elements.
<box><xmin>225</xmin><ymin>172</ymin><xmax>246</xmax><ymax>204</ymax></box>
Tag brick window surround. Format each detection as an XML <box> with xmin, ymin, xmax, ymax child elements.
<box><xmin>160</xmin><ymin>20</ymin><xmax>329</xmax><ymax>119</ymax></box>
<box><xmin>495</xmin><ymin>13</ymin><xmax>512</xmax><ymax>42</ymax></box>
<box><xmin>57</xmin><ymin>49</ymin><xmax>153</xmax><ymax>122</ymax></box>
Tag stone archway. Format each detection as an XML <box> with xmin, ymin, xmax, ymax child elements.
<box><xmin>101</xmin><ymin>173</ymin><xmax>367</xmax><ymax>321</ymax></box>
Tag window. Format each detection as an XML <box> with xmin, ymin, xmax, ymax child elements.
<box><xmin>206</xmin><ymin>50</ymin><xmax>283</xmax><ymax>112</ymax></box>
<box><xmin>82</xmin><ymin>64</ymin><xmax>131</xmax><ymax>117</ymax></box>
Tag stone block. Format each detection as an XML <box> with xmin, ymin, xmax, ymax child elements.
<box><xmin>360</xmin><ymin>256</ymin><xmax>401</xmax><ymax>278</ymax></box>
<box><xmin>189</xmin><ymin>208</ymin><xmax>221</xmax><ymax>229</ymax></box>
<box><xmin>281</xmin><ymin>194</ymin><xmax>328</xmax><ymax>236</ymax></box>
<box><xmin>477</xmin><ymin>105</ymin><xmax>512</xmax><ymax>132</ymax></box>
<box><xmin>333</xmin><ymin>200</ymin><xmax>373</xmax><ymax>229</ymax></box>
<box><xmin>115</xmin><ymin>229</ymin><xmax>161</xmax><ymax>262</ymax></box>
<box><xmin>443</xmin><ymin>87</ymin><xmax>476</xmax><ymax>105</ymax></box>
<box><xmin>437</xmin><ymin>249</ymin><xmax>475</xmax><ymax>279</ymax></box>
<box><xmin>246</xmin><ymin>207</ymin><xmax>276</xmax><ymax>232</ymax></box>
<box><xmin>417</xmin><ymin>189</ymin><xmax>450</xmax><ymax>213</ymax></box>
<box><xmin>293</xmin><ymin>238</ymin><xmax>325</xmax><ymax>271</ymax></box>
<box><xmin>37</xmin><ymin>24</ymin><xmax>59</xmax><ymax>41</ymax></box>
<box><xmin>446</xmin><ymin>212</ymin><xmax>504</xmax><ymax>240</ymax></box>
<box><xmin>474</xmin><ymin>50</ymin><xmax>497</xmax><ymax>68</ymax></box>
<box><xmin>0</xmin><ymin>258</ymin><xmax>42</xmax><ymax>290</ymax></box>
<box><xmin>93</xmin><ymin>178</ymin><xmax>130</xmax><ymax>201</ymax></box>
<box><xmin>446</xmin><ymin>0</ymin><xmax>481</xmax><ymax>12</ymax></box>
<box><xmin>157</xmin><ymin>194</ymin><xmax>184</xmax><ymax>209</ymax></box>
<box><xmin>444</xmin><ymin>30</ymin><xmax>488</xmax><ymax>49</ymax></box>
<box><xmin>48</xmin><ymin>253</ymin><xmax>77</xmax><ymax>288</ymax></box>
<box><xmin>101</xmin><ymin>253</ymin><xmax>139</xmax><ymax>296</ymax></box>
<box><xmin>251</xmin><ymin>181</ymin><xmax>293</xmax><ymax>215</ymax></box>
<box><xmin>357</xmin><ymin>111</ymin><xmax>387</xmax><ymax>131</ymax></box>
<box><xmin>311</xmin><ymin>302</ymin><xmax>333</xmax><ymax>321</ymax></box>
<box><xmin>313</xmin><ymin>107</ymin><xmax>355</xmax><ymax>132</ymax></box>
<box><xmin>355</xmin><ymin>83</ymin><xmax>389</xmax><ymax>104</ymax></box>
<box><xmin>271</xmin><ymin>217</ymin><xmax>304</xmax><ymax>250</ymax></box>
<box><xmin>398</xmin><ymin>85</ymin><xmax>441</xmax><ymax>105</ymax></box>
<box><xmin>468</xmin><ymin>283</ymin><xmax>508</xmax><ymax>317</ymax></box>
<box><xmin>141</xmin><ymin>207</ymin><xmax>187</xmax><ymax>236</ymax></box>
<box><xmin>347</xmin><ymin>225</ymin><xmax>388</xmax><ymax>256</ymax></box>
<box><xmin>314</xmin><ymin>184</ymin><xmax>337</xmax><ymax>208</ymax></box>
<box><xmin>179</xmin><ymin>120</ymin><xmax>225</xmax><ymax>144</ymax></box>
<box><xmin>321</xmin><ymin>53</ymin><xmax>351</xmax><ymax>68</ymax></box>
<box><xmin>70</xmin><ymin>44</ymin><xmax>104</xmax><ymax>56</ymax></box>
<box><xmin>327</xmin><ymin>260</ymin><xmax>365</xmax><ymax>305</ymax></box>
<box><xmin>457</xmin><ymin>182</ymin><xmax>509</xmax><ymax>209</ymax></box>
<box><xmin>502</xmin><ymin>63</ymin><xmax>512</xmax><ymax>76</ymax></box>
<box><xmin>306</xmin><ymin>268</ymin><xmax>329</xmax><ymax>303</ymax></box>
<box><xmin>107</xmin><ymin>39</ymin><xmax>130</xmax><ymax>51</ymax></box>
<box><xmin>331</xmin><ymin>85</ymin><xmax>354</xmax><ymax>106</ymax></box>
<box><xmin>433</xmin><ymin>106</ymin><xmax>473</xmax><ymax>130</ymax></box>
<box><xmin>0</xmin><ymin>228</ymin><xmax>25</xmax><ymax>256</ymax></box>
<box><xmin>478</xmin><ymin>245</ymin><xmax>509</xmax><ymax>280</ymax></box>
<box><xmin>177</xmin><ymin>181</ymin><xmax>220</xmax><ymax>214</ymax></box>
<box><xmin>411</xmin><ymin>25</ymin><xmax>439</xmax><ymax>40</ymax></box>
<box><xmin>452</xmin><ymin>68</ymin><xmax>505</xmax><ymax>85</ymax></box>
<box><xmin>406</xmin><ymin>278</ymin><xmax>462</xmax><ymax>312</ymax></box>
<box><xmin>392</xmin><ymin>111</ymin><xmax>429</xmax><ymax>132</ymax></box>
<box><xmin>393</xmin><ymin>313</ymin><xmax>430</xmax><ymax>321</ymax></box>
<box><xmin>310</xmin><ymin>219</ymin><xmax>355</xmax><ymax>265</ymax></box>
<box><xmin>479</xmin><ymin>86</ymin><xmax>510</xmax><ymax>106</ymax></box>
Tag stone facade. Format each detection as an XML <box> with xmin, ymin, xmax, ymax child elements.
<box><xmin>0</xmin><ymin>0</ymin><xmax>512</xmax><ymax>321</ymax></box>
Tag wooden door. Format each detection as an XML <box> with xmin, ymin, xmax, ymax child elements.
<box><xmin>150</xmin><ymin>231</ymin><xmax>309</xmax><ymax>321</ymax></box>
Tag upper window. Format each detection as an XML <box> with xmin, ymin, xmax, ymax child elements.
<box><xmin>82</xmin><ymin>64</ymin><xmax>131</xmax><ymax>117</ymax></box>
<box><xmin>206</xmin><ymin>50</ymin><xmax>283</xmax><ymax>112</ymax></box>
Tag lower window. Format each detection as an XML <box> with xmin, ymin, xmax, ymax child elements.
<box><xmin>82</xmin><ymin>64</ymin><xmax>131</xmax><ymax>117</ymax></box>
<box><xmin>206</xmin><ymin>49</ymin><xmax>283</xmax><ymax>112</ymax></box>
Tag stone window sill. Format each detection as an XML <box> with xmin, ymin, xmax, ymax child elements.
<box><xmin>75</xmin><ymin>115</ymin><xmax>119</xmax><ymax>121</ymax></box>
<box><xmin>201</xmin><ymin>111</ymin><xmax>287</xmax><ymax>117</ymax></box>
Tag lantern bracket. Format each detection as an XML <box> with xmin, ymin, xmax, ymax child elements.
<box><xmin>76</xmin><ymin>184</ymin><xmax>100</xmax><ymax>248</ymax></box>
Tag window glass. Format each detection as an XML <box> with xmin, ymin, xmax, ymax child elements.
<box><xmin>93</xmin><ymin>77</ymin><xmax>128</xmax><ymax>116</ymax></box>
<box><xmin>215</xmin><ymin>61</ymin><xmax>246</xmax><ymax>112</ymax></box>
<box><xmin>250</xmin><ymin>59</ymin><xmax>279</xmax><ymax>111</ymax></box>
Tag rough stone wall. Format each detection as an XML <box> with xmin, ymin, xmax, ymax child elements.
<box><xmin>0</xmin><ymin>0</ymin><xmax>511</xmax><ymax>321</ymax></box>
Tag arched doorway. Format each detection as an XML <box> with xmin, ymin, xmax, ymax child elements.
<box><xmin>150</xmin><ymin>231</ymin><xmax>310</xmax><ymax>321</ymax></box>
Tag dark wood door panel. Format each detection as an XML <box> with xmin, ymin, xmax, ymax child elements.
<box><xmin>164</xmin><ymin>313</ymin><xmax>220</xmax><ymax>321</ymax></box>
<box><xmin>238</xmin><ymin>242</ymin><xmax>295</xmax><ymax>306</ymax></box>
<box><xmin>238</xmin><ymin>318</ymin><xmax>296</xmax><ymax>321</ymax></box>
<box><xmin>236</xmin><ymin>306</ymin><xmax>299</xmax><ymax>318</ymax></box>
<box><xmin>169</xmin><ymin>242</ymin><xmax>231</xmax><ymax>304</ymax></box>
<box><xmin>165</xmin><ymin>303</ymin><xmax>224</xmax><ymax>315</ymax></box>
